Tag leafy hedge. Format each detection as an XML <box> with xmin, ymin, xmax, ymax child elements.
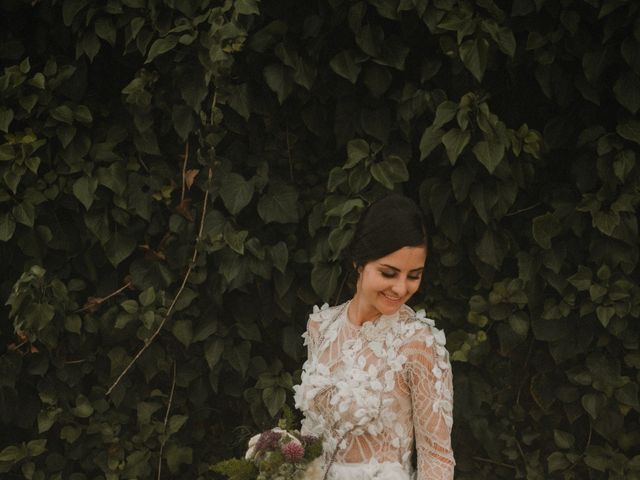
<box><xmin>1</xmin><ymin>0</ymin><xmax>639</xmax><ymax>479</ymax></box>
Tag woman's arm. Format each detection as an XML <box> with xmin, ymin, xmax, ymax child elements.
<box><xmin>405</xmin><ymin>329</ymin><xmax>455</xmax><ymax>480</ymax></box>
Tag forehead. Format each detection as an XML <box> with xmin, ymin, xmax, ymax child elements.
<box><xmin>372</xmin><ymin>246</ymin><xmax>427</xmax><ymax>268</ymax></box>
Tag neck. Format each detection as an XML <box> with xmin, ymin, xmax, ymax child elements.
<box><xmin>347</xmin><ymin>295</ymin><xmax>380</xmax><ymax>326</ymax></box>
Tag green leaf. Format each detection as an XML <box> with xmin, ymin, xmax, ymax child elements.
<box><xmin>0</xmin><ymin>445</ymin><xmax>25</xmax><ymax>463</ymax></box>
<box><xmin>223</xmin><ymin>224</ymin><xmax>248</xmax><ymax>255</ymax></box>
<box><xmin>613</xmin><ymin>150</ymin><xmax>636</xmax><ymax>182</ymax></box>
<box><xmin>71</xmin><ymin>395</ymin><xmax>94</xmax><ymax>418</ymax></box>
<box><xmin>262</xmin><ymin>387</ymin><xmax>286</xmax><ymax>417</ymax></box>
<box><xmin>582</xmin><ymin>47</ymin><xmax>611</xmax><ymax>84</ymax></box>
<box><xmin>172</xmin><ymin>319</ymin><xmax>193</xmax><ymax>348</ymax></box>
<box><xmin>167</xmin><ymin>415</ymin><xmax>189</xmax><ymax>435</ymax></box>
<box><xmin>596</xmin><ymin>305</ymin><xmax>615</xmax><ymax>327</ymax></box>
<box><xmin>613</xmin><ymin>71</ymin><xmax>640</xmax><ymax>114</ymax></box>
<box><xmin>60</xmin><ymin>425</ymin><xmax>82</xmax><ymax>444</ymax></box>
<box><xmin>172</xmin><ymin>104</ymin><xmax>194</xmax><ymax>141</ymax></box>
<box><xmin>442</xmin><ymin>128</ymin><xmax>471</xmax><ymax>165</ymax></box>
<box><xmin>139</xmin><ymin>287</ymin><xmax>155</xmax><ymax>307</ymax></box>
<box><xmin>548</xmin><ymin>452</ymin><xmax>570</xmax><ymax>472</ymax></box>
<box><xmin>568</xmin><ymin>267</ymin><xmax>592</xmax><ymax>291</ymax></box>
<box><xmin>225</xmin><ymin>341</ymin><xmax>251</xmax><ymax>377</ymax></box>
<box><xmin>263</xmin><ymin>64</ymin><xmax>293</xmax><ymax>104</ymax></box>
<box><xmin>330</xmin><ymin>50</ymin><xmax>362</xmax><ymax>83</ymax></box>
<box><xmin>345</xmin><ymin>139</ymin><xmax>369</xmax><ymax>168</ymax></box>
<box><xmin>509</xmin><ymin>312</ymin><xmax>529</xmax><ymax>337</ymax></box>
<box><xmin>137</xmin><ymin>401</ymin><xmax>161</xmax><ymax>425</ymax></box>
<box><xmin>74</xmin><ymin>105</ymin><xmax>93</xmax><ymax>124</ymax></box>
<box><xmin>146</xmin><ymin>36</ymin><xmax>178</xmax><ymax>63</ymax></box>
<box><xmin>72</xmin><ymin>176</ymin><xmax>98</xmax><ymax>210</ymax></box>
<box><xmin>433</xmin><ymin>101</ymin><xmax>457</xmax><ymax>128</ymax></box>
<box><xmin>57</xmin><ymin>124</ymin><xmax>76</xmax><ymax>148</ymax></box>
<box><xmin>419</xmin><ymin>126</ymin><xmax>444</xmax><ymax>160</ymax></box>
<box><xmin>475</xmin><ymin>229</ymin><xmax>504</xmax><ymax>269</ymax></box>
<box><xmin>348</xmin><ymin>165</ymin><xmax>372</xmax><ymax>192</ymax></box>
<box><xmin>205</xmin><ymin>337</ymin><xmax>224</xmax><ymax>369</ymax></box>
<box><xmin>104</xmin><ymin>231</ymin><xmax>136</xmax><ymax>267</ymax></box>
<box><xmin>12</xmin><ymin>201</ymin><xmax>35</xmax><ymax>228</ymax></box>
<box><xmin>460</xmin><ymin>38</ymin><xmax>489</xmax><ymax>82</ymax></box>
<box><xmin>532</xmin><ymin>213</ymin><xmax>561</xmax><ymax>249</ymax></box>
<box><xmin>593</xmin><ymin>209</ymin><xmax>620</xmax><ymax>236</ymax></box>
<box><xmin>38</xmin><ymin>408</ymin><xmax>61</xmax><ymax>433</ymax></box>
<box><xmin>582</xmin><ymin>393</ymin><xmax>605</xmax><ymax>419</ymax></box>
<box><xmin>81</xmin><ymin>32</ymin><xmax>101</xmax><ymax>61</ymax></box>
<box><xmin>235</xmin><ymin>0</ymin><xmax>260</xmax><ymax>15</ymax></box>
<box><xmin>553</xmin><ymin>430</ymin><xmax>575</xmax><ymax>449</ymax></box>
<box><xmin>257</xmin><ymin>183</ymin><xmax>299</xmax><ymax>224</ymax></box>
<box><xmin>219</xmin><ymin>173</ymin><xmax>253</xmax><ymax>215</ymax></box>
<box><xmin>95</xmin><ymin>17</ymin><xmax>116</xmax><ymax>46</ymax></box>
<box><xmin>363</xmin><ymin>64</ymin><xmax>392</xmax><ymax>97</ymax></box>
<box><xmin>0</xmin><ymin>107</ymin><xmax>14</xmax><ymax>133</ymax></box>
<box><xmin>63</xmin><ymin>0</ymin><xmax>88</xmax><ymax>26</ymax></box>
<box><xmin>617</xmin><ymin>120</ymin><xmax>640</xmax><ymax>145</ymax></box>
<box><xmin>165</xmin><ymin>444</ymin><xmax>192</xmax><ymax>474</ymax></box>
<box><xmin>615</xmin><ymin>383</ymin><xmax>639</xmax><ymax>407</ymax></box>
<box><xmin>370</xmin><ymin>155</ymin><xmax>409</xmax><ymax>189</ymax></box>
<box><xmin>64</xmin><ymin>314</ymin><xmax>82</xmax><ymax>333</ymax></box>
<box><xmin>311</xmin><ymin>262</ymin><xmax>341</xmax><ymax>302</ymax></box>
<box><xmin>269</xmin><ymin>241</ymin><xmax>288</xmax><ymax>273</ymax></box>
<box><xmin>0</xmin><ymin>213</ymin><xmax>16</xmax><ymax>241</ymax></box>
<box><xmin>51</xmin><ymin>105</ymin><xmax>74</xmax><ymax>124</ymax></box>
<box><xmin>227</xmin><ymin>83</ymin><xmax>251</xmax><ymax>120</ymax></box>
<box><xmin>472</xmin><ymin>140</ymin><xmax>505</xmax><ymax>173</ymax></box>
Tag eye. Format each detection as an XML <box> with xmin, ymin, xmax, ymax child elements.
<box><xmin>380</xmin><ymin>270</ymin><xmax>396</xmax><ymax>278</ymax></box>
<box><xmin>408</xmin><ymin>274</ymin><xmax>422</xmax><ymax>281</ymax></box>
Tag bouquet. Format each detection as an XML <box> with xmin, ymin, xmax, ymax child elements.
<box><xmin>212</xmin><ymin>419</ymin><xmax>324</xmax><ymax>480</ymax></box>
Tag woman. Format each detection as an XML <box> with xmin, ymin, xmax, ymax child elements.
<box><xmin>293</xmin><ymin>194</ymin><xmax>455</xmax><ymax>480</ymax></box>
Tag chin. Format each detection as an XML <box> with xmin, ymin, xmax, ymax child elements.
<box><xmin>376</xmin><ymin>294</ymin><xmax>405</xmax><ymax>315</ymax></box>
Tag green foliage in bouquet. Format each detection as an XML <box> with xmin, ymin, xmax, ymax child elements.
<box><xmin>211</xmin><ymin>458</ymin><xmax>258</xmax><ymax>480</ymax></box>
<box><xmin>211</xmin><ymin>415</ymin><xmax>323</xmax><ymax>480</ymax></box>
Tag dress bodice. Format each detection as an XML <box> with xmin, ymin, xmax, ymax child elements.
<box><xmin>293</xmin><ymin>302</ymin><xmax>455</xmax><ymax>480</ymax></box>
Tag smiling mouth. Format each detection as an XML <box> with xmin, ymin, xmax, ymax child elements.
<box><xmin>381</xmin><ymin>293</ymin><xmax>402</xmax><ymax>302</ymax></box>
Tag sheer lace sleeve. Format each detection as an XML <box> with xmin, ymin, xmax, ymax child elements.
<box><xmin>403</xmin><ymin>325</ymin><xmax>455</xmax><ymax>480</ymax></box>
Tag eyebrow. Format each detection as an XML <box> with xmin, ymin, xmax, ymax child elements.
<box><xmin>379</xmin><ymin>264</ymin><xmax>424</xmax><ymax>273</ymax></box>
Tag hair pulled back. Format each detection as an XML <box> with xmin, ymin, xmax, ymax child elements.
<box><xmin>347</xmin><ymin>193</ymin><xmax>427</xmax><ymax>269</ymax></box>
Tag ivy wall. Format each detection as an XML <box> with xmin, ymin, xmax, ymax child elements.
<box><xmin>0</xmin><ymin>0</ymin><xmax>639</xmax><ymax>479</ymax></box>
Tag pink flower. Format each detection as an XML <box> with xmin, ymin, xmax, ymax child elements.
<box><xmin>281</xmin><ymin>440</ymin><xmax>305</xmax><ymax>463</ymax></box>
<box><xmin>255</xmin><ymin>430</ymin><xmax>282</xmax><ymax>452</ymax></box>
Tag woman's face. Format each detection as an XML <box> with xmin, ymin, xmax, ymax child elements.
<box><xmin>355</xmin><ymin>245</ymin><xmax>427</xmax><ymax>318</ymax></box>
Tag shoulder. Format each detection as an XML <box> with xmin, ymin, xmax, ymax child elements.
<box><xmin>308</xmin><ymin>302</ymin><xmax>344</xmax><ymax>322</ymax></box>
<box><xmin>397</xmin><ymin>305</ymin><xmax>449</xmax><ymax>358</ymax></box>
<box><xmin>305</xmin><ymin>302</ymin><xmax>346</xmax><ymax>336</ymax></box>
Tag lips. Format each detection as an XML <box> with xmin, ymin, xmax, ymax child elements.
<box><xmin>380</xmin><ymin>292</ymin><xmax>402</xmax><ymax>303</ymax></box>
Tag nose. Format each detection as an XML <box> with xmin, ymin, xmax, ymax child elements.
<box><xmin>390</xmin><ymin>278</ymin><xmax>408</xmax><ymax>297</ymax></box>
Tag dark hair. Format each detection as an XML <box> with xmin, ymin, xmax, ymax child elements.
<box><xmin>347</xmin><ymin>193</ymin><xmax>427</xmax><ymax>268</ymax></box>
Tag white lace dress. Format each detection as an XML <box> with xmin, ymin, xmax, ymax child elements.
<box><xmin>293</xmin><ymin>302</ymin><xmax>455</xmax><ymax>480</ymax></box>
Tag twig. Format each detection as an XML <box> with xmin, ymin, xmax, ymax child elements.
<box><xmin>138</xmin><ymin>153</ymin><xmax>150</xmax><ymax>173</ymax></box>
<box><xmin>472</xmin><ymin>456</ymin><xmax>516</xmax><ymax>469</ymax></box>
<box><xmin>106</xmin><ymin>167</ymin><xmax>213</xmax><ymax>396</ymax></box>
<box><xmin>180</xmin><ymin>142</ymin><xmax>189</xmax><ymax>202</ymax></box>
<box><xmin>516</xmin><ymin>337</ymin><xmax>535</xmax><ymax>405</ymax></box>
<box><xmin>505</xmin><ymin>202</ymin><xmax>541</xmax><ymax>217</ymax></box>
<box><xmin>157</xmin><ymin>361</ymin><xmax>177</xmax><ymax>480</ymax></box>
<box><xmin>286</xmin><ymin>124</ymin><xmax>294</xmax><ymax>181</ymax></box>
<box><xmin>76</xmin><ymin>281</ymin><xmax>133</xmax><ymax>313</ymax></box>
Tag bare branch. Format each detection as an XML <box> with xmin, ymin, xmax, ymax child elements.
<box><xmin>106</xmin><ymin>167</ymin><xmax>213</xmax><ymax>396</ymax></box>
<box><xmin>157</xmin><ymin>361</ymin><xmax>177</xmax><ymax>480</ymax></box>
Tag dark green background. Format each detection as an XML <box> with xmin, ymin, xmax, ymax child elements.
<box><xmin>1</xmin><ymin>0</ymin><xmax>639</xmax><ymax>478</ymax></box>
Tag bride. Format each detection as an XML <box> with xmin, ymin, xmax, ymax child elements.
<box><xmin>293</xmin><ymin>194</ymin><xmax>455</xmax><ymax>480</ymax></box>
